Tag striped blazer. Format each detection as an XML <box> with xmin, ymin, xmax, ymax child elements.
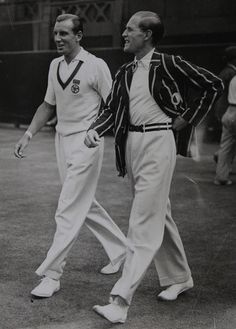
<box><xmin>90</xmin><ymin>49</ymin><xmax>224</xmax><ymax>177</ymax></box>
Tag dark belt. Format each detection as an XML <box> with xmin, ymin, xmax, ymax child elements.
<box><xmin>129</xmin><ymin>122</ymin><xmax>172</xmax><ymax>132</ymax></box>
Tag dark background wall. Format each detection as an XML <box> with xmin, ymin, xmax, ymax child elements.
<box><xmin>0</xmin><ymin>0</ymin><xmax>235</xmax><ymax>136</ymax></box>
<box><xmin>125</xmin><ymin>0</ymin><xmax>236</xmax><ymax>44</ymax></box>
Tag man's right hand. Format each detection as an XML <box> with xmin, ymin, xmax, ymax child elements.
<box><xmin>84</xmin><ymin>129</ymin><xmax>101</xmax><ymax>148</ymax></box>
<box><xmin>14</xmin><ymin>134</ymin><xmax>31</xmax><ymax>158</ymax></box>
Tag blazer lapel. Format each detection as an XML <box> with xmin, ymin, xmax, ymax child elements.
<box><xmin>120</xmin><ymin>62</ymin><xmax>133</xmax><ymax>109</ymax></box>
<box><xmin>149</xmin><ymin>50</ymin><xmax>162</xmax><ymax>99</ymax></box>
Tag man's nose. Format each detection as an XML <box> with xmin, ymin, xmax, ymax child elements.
<box><xmin>54</xmin><ymin>33</ymin><xmax>61</xmax><ymax>42</ymax></box>
<box><xmin>122</xmin><ymin>29</ymin><xmax>127</xmax><ymax>37</ymax></box>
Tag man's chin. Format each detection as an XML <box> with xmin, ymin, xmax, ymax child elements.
<box><xmin>123</xmin><ymin>46</ymin><xmax>131</xmax><ymax>53</ymax></box>
<box><xmin>57</xmin><ymin>48</ymin><xmax>64</xmax><ymax>54</ymax></box>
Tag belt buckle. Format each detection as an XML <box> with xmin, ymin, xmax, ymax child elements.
<box><xmin>165</xmin><ymin>122</ymin><xmax>171</xmax><ymax>130</ymax></box>
<box><xmin>142</xmin><ymin>124</ymin><xmax>146</xmax><ymax>132</ymax></box>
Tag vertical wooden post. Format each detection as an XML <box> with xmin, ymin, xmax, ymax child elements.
<box><xmin>39</xmin><ymin>0</ymin><xmax>51</xmax><ymax>50</ymax></box>
<box><xmin>112</xmin><ymin>0</ymin><xmax>123</xmax><ymax>47</ymax></box>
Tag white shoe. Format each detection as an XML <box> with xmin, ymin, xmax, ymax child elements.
<box><xmin>157</xmin><ymin>277</ymin><xmax>194</xmax><ymax>301</ymax></box>
<box><xmin>93</xmin><ymin>303</ymin><xmax>128</xmax><ymax>324</ymax></box>
<box><xmin>100</xmin><ymin>259</ymin><xmax>123</xmax><ymax>275</ymax></box>
<box><xmin>31</xmin><ymin>277</ymin><xmax>60</xmax><ymax>297</ymax></box>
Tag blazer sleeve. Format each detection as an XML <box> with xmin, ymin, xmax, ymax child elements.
<box><xmin>89</xmin><ymin>65</ymin><xmax>124</xmax><ymax>136</ymax></box>
<box><xmin>172</xmin><ymin>55</ymin><xmax>224</xmax><ymax>126</ymax></box>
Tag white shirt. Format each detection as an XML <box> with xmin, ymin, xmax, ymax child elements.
<box><xmin>45</xmin><ymin>47</ymin><xmax>112</xmax><ymax>136</ymax></box>
<box><xmin>228</xmin><ymin>75</ymin><xmax>236</xmax><ymax>105</ymax></box>
<box><xmin>129</xmin><ymin>48</ymin><xmax>171</xmax><ymax>125</ymax></box>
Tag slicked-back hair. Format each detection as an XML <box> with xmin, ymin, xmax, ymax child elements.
<box><xmin>134</xmin><ymin>11</ymin><xmax>164</xmax><ymax>46</ymax></box>
<box><xmin>56</xmin><ymin>14</ymin><xmax>83</xmax><ymax>34</ymax></box>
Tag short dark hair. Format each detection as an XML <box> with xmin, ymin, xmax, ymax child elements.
<box><xmin>56</xmin><ymin>14</ymin><xmax>83</xmax><ymax>34</ymax></box>
<box><xmin>134</xmin><ymin>11</ymin><xmax>164</xmax><ymax>46</ymax></box>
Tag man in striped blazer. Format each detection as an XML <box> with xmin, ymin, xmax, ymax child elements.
<box><xmin>85</xmin><ymin>11</ymin><xmax>224</xmax><ymax>324</ymax></box>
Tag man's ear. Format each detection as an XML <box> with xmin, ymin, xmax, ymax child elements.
<box><xmin>76</xmin><ymin>31</ymin><xmax>83</xmax><ymax>42</ymax></box>
<box><xmin>144</xmin><ymin>29</ymin><xmax>152</xmax><ymax>41</ymax></box>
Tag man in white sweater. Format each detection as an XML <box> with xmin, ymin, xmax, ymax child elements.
<box><xmin>14</xmin><ymin>14</ymin><xmax>127</xmax><ymax>298</ymax></box>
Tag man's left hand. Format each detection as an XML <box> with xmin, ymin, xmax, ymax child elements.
<box><xmin>84</xmin><ymin>129</ymin><xmax>101</xmax><ymax>148</ymax></box>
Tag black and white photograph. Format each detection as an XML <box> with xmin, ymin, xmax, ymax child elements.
<box><xmin>0</xmin><ymin>1</ymin><xmax>235</xmax><ymax>328</ymax></box>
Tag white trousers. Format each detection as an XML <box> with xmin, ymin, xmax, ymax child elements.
<box><xmin>110</xmin><ymin>130</ymin><xmax>191</xmax><ymax>304</ymax></box>
<box><xmin>36</xmin><ymin>132</ymin><xmax>127</xmax><ymax>280</ymax></box>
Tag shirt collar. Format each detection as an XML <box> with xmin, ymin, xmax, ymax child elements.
<box><xmin>134</xmin><ymin>48</ymin><xmax>155</xmax><ymax>70</ymax></box>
